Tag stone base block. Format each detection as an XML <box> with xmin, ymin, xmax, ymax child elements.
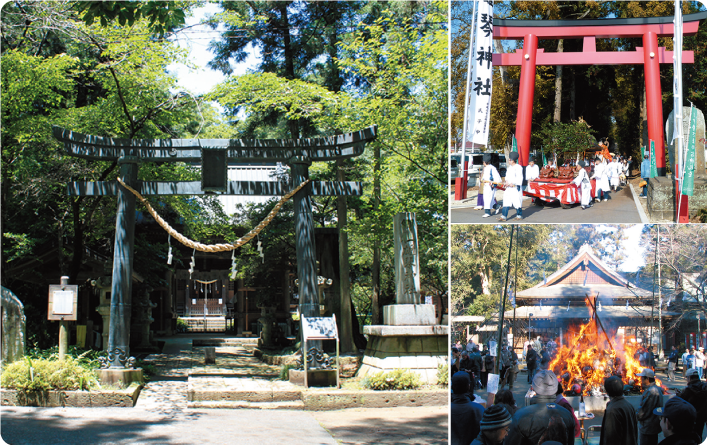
<box><xmin>648</xmin><ymin>176</ymin><xmax>707</xmax><ymax>221</ymax></box>
<box><xmin>383</xmin><ymin>304</ymin><xmax>436</xmax><ymax>326</ymax></box>
<box><xmin>1</xmin><ymin>384</ymin><xmax>141</xmax><ymax>407</ymax></box>
<box><xmin>647</xmin><ymin>176</ymin><xmax>675</xmax><ymax>221</ymax></box>
<box><xmin>98</xmin><ymin>368</ymin><xmax>145</xmax><ymax>387</ymax></box>
<box><xmin>288</xmin><ymin>369</ymin><xmax>338</xmax><ymax>387</ymax></box>
<box><xmin>357</xmin><ymin>324</ymin><xmax>448</xmax><ymax>384</ymax></box>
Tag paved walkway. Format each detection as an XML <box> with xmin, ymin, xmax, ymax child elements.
<box><xmin>1</xmin><ymin>335</ymin><xmax>448</xmax><ymax>444</ymax></box>
<box><xmin>450</xmin><ymin>183</ymin><xmax>643</xmax><ymax>224</ymax></box>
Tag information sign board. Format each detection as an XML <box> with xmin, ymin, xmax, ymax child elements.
<box><xmin>48</xmin><ymin>284</ymin><xmax>78</xmax><ymax>321</ymax></box>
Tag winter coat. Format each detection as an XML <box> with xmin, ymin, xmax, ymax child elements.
<box><xmin>678</xmin><ymin>379</ymin><xmax>707</xmax><ymax>438</ymax></box>
<box><xmin>484</xmin><ymin>354</ymin><xmax>495</xmax><ymax>373</ymax></box>
<box><xmin>599</xmin><ymin>395</ymin><xmax>638</xmax><ymax>445</ymax></box>
<box><xmin>469</xmin><ymin>352</ymin><xmax>483</xmax><ymax>373</ymax></box>
<box><xmin>540</xmin><ymin>350</ymin><xmax>551</xmax><ymax>369</ymax></box>
<box><xmin>669</xmin><ymin>350</ymin><xmax>680</xmax><ymax>364</ymax></box>
<box><xmin>657</xmin><ymin>432</ymin><xmax>703</xmax><ymax>445</ymax></box>
<box><xmin>451</xmin><ymin>393</ymin><xmax>485</xmax><ymax>445</ymax></box>
<box><xmin>555</xmin><ymin>394</ymin><xmax>581</xmax><ymax>438</ymax></box>
<box><xmin>500</xmin><ymin>349</ymin><xmax>512</xmax><ymax>368</ymax></box>
<box><xmin>504</xmin><ymin>394</ymin><xmax>576</xmax><ymax>445</ymax></box>
<box><xmin>637</xmin><ymin>383</ymin><xmax>664</xmax><ymax>435</ymax></box>
<box><xmin>526</xmin><ymin>349</ymin><xmax>538</xmax><ymax>369</ymax></box>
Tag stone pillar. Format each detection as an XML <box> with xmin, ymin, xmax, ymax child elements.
<box><xmin>93</xmin><ymin>276</ymin><xmax>112</xmax><ymax>351</ymax></box>
<box><xmin>383</xmin><ymin>213</ymin><xmax>435</xmax><ymax>326</ymax></box>
<box><xmin>133</xmin><ymin>285</ymin><xmax>158</xmax><ymax>351</ymax></box>
<box><xmin>107</xmin><ymin>155</ymin><xmax>138</xmax><ymax>368</ymax></box>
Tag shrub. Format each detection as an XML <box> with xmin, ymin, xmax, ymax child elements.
<box><xmin>279</xmin><ymin>363</ymin><xmax>299</xmax><ymax>380</ymax></box>
<box><xmin>26</xmin><ymin>346</ymin><xmax>103</xmax><ymax>370</ymax></box>
<box><xmin>364</xmin><ymin>369</ymin><xmax>422</xmax><ymax>391</ymax></box>
<box><xmin>176</xmin><ymin>318</ymin><xmax>189</xmax><ymax>333</ymax></box>
<box><xmin>1</xmin><ymin>356</ymin><xmax>99</xmax><ymax>392</ymax></box>
<box><xmin>436</xmin><ymin>363</ymin><xmax>449</xmax><ymax>387</ymax></box>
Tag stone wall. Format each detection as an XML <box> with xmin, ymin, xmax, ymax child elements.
<box><xmin>1</xmin><ymin>287</ymin><xmax>25</xmax><ymax>366</ymax></box>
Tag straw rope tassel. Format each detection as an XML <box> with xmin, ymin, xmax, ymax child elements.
<box><xmin>116</xmin><ymin>178</ymin><xmax>309</xmax><ymax>252</ymax></box>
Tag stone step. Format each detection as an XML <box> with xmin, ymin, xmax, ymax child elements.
<box><xmin>187</xmin><ymin>400</ymin><xmax>305</xmax><ymax>410</ymax></box>
<box><xmin>187</xmin><ymin>388</ymin><xmax>302</xmax><ymax>403</ymax></box>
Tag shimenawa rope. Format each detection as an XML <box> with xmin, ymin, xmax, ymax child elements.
<box><xmin>116</xmin><ymin>178</ymin><xmax>308</xmax><ymax>252</ymax></box>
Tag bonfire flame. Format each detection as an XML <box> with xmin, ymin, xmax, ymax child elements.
<box><xmin>548</xmin><ymin>302</ymin><xmax>667</xmax><ymax>396</ymax></box>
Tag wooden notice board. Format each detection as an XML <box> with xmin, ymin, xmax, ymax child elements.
<box><xmin>48</xmin><ymin>284</ymin><xmax>78</xmax><ymax>321</ymax></box>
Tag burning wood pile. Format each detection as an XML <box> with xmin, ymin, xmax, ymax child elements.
<box><xmin>548</xmin><ymin>295</ymin><xmax>668</xmax><ymax>397</ymax></box>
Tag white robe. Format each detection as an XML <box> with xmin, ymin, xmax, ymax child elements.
<box><xmin>503</xmin><ymin>164</ymin><xmax>524</xmax><ymax>209</ymax></box>
<box><xmin>609</xmin><ymin>161</ymin><xmax>620</xmax><ymax>188</ymax></box>
<box><xmin>482</xmin><ymin>165</ymin><xmax>500</xmax><ymax>210</ymax></box>
<box><xmin>592</xmin><ymin>162</ymin><xmax>611</xmax><ymax>192</ymax></box>
<box><xmin>525</xmin><ymin>164</ymin><xmax>540</xmax><ymax>192</ymax></box>
<box><xmin>572</xmin><ymin>168</ymin><xmax>592</xmax><ymax>206</ymax></box>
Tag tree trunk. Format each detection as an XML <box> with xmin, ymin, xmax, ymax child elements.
<box><xmin>494</xmin><ymin>39</ymin><xmax>507</xmax><ymax>84</ymax></box>
<box><xmin>569</xmin><ymin>68</ymin><xmax>576</xmax><ymax>121</ymax></box>
<box><xmin>277</xmin><ymin>2</ymin><xmax>299</xmax><ymax>139</ymax></box>
<box><xmin>553</xmin><ymin>40</ymin><xmax>564</xmax><ymax>123</ymax></box>
<box><xmin>0</xmin><ymin>169</ymin><xmax>9</xmax><ymax>286</ymax></box>
<box><xmin>371</xmin><ymin>143</ymin><xmax>381</xmax><ymax>325</ymax></box>
<box><xmin>640</xmin><ymin>83</ymin><xmax>648</xmax><ymax>150</ymax></box>
<box><xmin>336</xmin><ymin>159</ymin><xmax>354</xmax><ymax>353</ymax></box>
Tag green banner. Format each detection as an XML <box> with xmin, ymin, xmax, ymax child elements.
<box><xmin>683</xmin><ymin>107</ymin><xmax>697</xmax><ymax>196</ymax></box>
<box><xmin>649</xmin><ymin>140</ymin><xmax>658</xmax><ymax>178</ymax></box>
<box><xmin>542</xmin><ymin>147</ymin><xmax>547</xmax><ymax>166</ymax></box>
<box><xmin>511</xmin><ymin>134</ymin><xmax>518</xmax><ymax>152</ymax></box>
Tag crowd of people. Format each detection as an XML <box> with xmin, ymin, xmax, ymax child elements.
<box><xmin>451</xmin><ymin>338</ymin><xmax>707</xmax><ymax>445</ymax></box>
<box><xmin>475</xmin><ymin>151</ymin><xmax>636</xmax><ymax>219</ymax></box>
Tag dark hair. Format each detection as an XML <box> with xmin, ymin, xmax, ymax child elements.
<box><xmin>604</xmin><ymin>376</ymin><xmax>624</xmax><ymax>397</ymax></box>
<box><xmin>494</xmin><ymin>389</ymin><xmax>516</xmax><ymax>408</ymax></box>
<box><xmin>451</xmin><ymin>372</ymin><xmax>470</xmax><ymax>394</ymax></box>
<box><xmin>556</xmin><ymin>382</ymin><xmax>564</xmax><ymax>396</ymax></box>
<box><xmin>452</xmin><ymin>347</ymin><xmax>458</xmax><ymax>353</ymax></box>
<box><xmin>538</xmin><ymin>415</ymin><xmax>567</xmax><ymax>445</ymax></box>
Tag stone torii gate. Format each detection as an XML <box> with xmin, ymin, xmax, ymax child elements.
<box><xmin>492</xmin><ymin>12</ymin><xmax>707</xmax><ymax>176</ymax></box>
<box><xmin>53</xmin><ymin>126</ymin><xmax>377</xmax><ymax>374</ymax></box>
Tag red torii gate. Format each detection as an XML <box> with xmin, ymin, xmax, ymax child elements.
<box><xmin>492</xmin><ymin>12</ymin><xmax>707</xmax><ymax>177</ymax></box>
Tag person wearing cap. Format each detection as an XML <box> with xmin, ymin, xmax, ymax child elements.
<box><xmin>640</xmin><ymin>151</ymin><xmax>651</xmax><ymax>198</ymax></box>
<box><xmin>654</xmin><ymin>396</ymin><xmax>703</xmax><ymax>445</ymax></box>
<box><xmin>678</xmin><ymin>368</ymin><xmax>707</xmax><ymax>440</ymax></box>
<box><xmin>451</xmin><ymin>371</ymin><xmax>485</xmax><ymax>445</ymax></box>
<box><xmin>471</xmin><ymin>404</ymin><xmax>513</xmax><ymax>445</ymax></box>
<box><xmin>599</xmin><ymin>375</ymin><xmax>638</xmax><ymax>445</ymax></box>
<box><xmin>637</xmin><ymin>368</ymin><xmax>665</xmax><ymax>445</ymax></box>
<box><xmin>480</xmin><ymin>153</ymin><xmax>502</xmax><ymax>218</ymax></box>
<box><xmin>505</xmin><ymin>370</ymin><xmax>576</xmax><ymax>445</ymax></box>
<box><xmin>499</xmin><ymin>151</ymin><xmax>524</xmax><ymax>221</ymax></box>
<box><xmin>572</xmin><ymin>160</ymin><xmax>593</xmax><ymax>209</ymax></box>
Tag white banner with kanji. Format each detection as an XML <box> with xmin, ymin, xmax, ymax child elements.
<box><xmin>467</xmin><ymin>0</ymin><xmax>494</xmax><ymax>146</ymax></box>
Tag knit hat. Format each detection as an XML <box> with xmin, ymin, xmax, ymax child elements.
<box><xmin>636</xmin><ymin>368</ymin><xmax>654</xmax><ymax>378</ymax></box>
<box><xmin>480</xmin><ymin>404</ymin><xmax>513</xmax><ymax>431</ymax></box>
<box><xmin>533</xmin><ymin>370</ymin><xmax>559</xmax><ymax>396</ymax></box>
<box><xmin>451</xmin><ymin>371</ymin><xmax>471</xmax><ymax>394</ymax></box>
<box><xmin>653</xmin><ymin>395</ymin><xmax>696</xmax><ymax>431</ymax></box>
<box><xmin>509</xmin><ymin>152</ymin><xmax>519</xmax><ymax>162</ymax></box>
<box><xmin>686</xmin><ymin>368</ymin><xmax>699</xmax><ymax>379</ymax></box>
